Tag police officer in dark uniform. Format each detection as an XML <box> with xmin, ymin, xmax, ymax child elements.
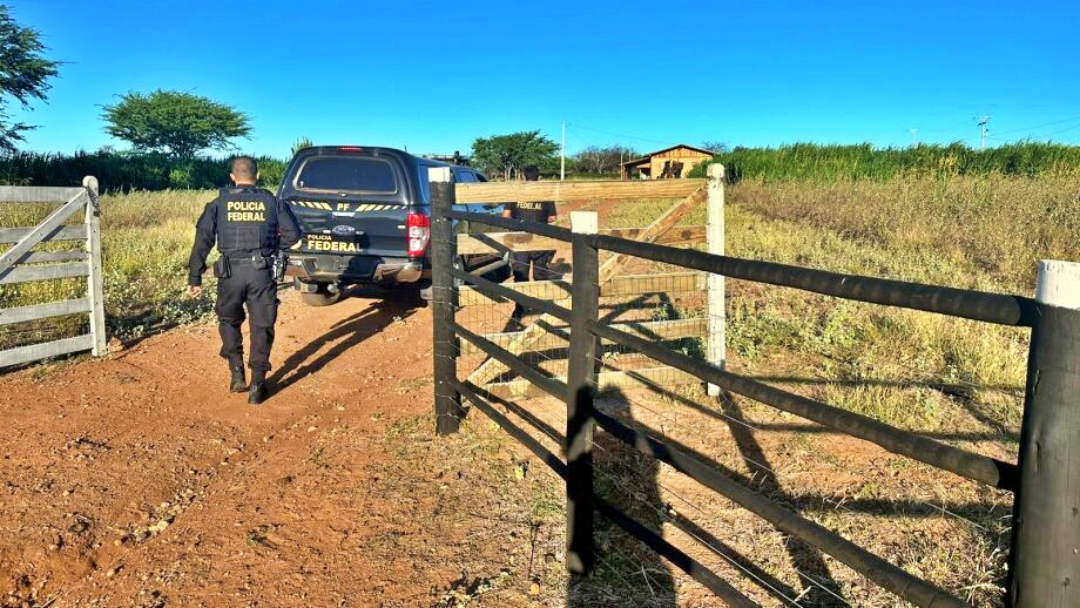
<box><xmin>501</xmin><ymin>165</ymin><xmax>559</xmax><ymax>323</ymax></box>
<box><xmin>187</xmin><ymin>156</ymin><xmax>301</xmax><ymax>404</ymax></box>
<box><xmin>502</xmin><ymin>165</ymin><xmax>559</xmax><ymax>281</ymax></box>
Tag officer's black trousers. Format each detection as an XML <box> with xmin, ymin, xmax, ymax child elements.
<box><xmin>510</xmin><ymin>250</ymin><xmax>560</xmax><ymax>322</ymax></box>
<box><xmin>511</xmin><ymin>250</ymin><xmax>559</xmax><ymax>283</ymax></box>
<box><xmin>216</xmin><ymin>262</ymin><xmax>278</xmax><ymax>372</ymax></box>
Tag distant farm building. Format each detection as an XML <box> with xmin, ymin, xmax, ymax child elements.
<box><xmin>621</xmin><ymin>144</ymin><xmax>714</xmax><ymax>179</ymax></box>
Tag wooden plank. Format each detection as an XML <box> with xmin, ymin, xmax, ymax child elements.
<box><xmin>458</xmin><ymin>271</ymin><xmax>703</xmax><ymax>307</ymax></box>
<box><xmin>0</xmin><ymin>224</ymin><xmax>88</xmax><ymax>245</ymax></box>
<box><xmin>0</xmin><ymin>298</ymin><xmax>92</xmax><ymax>326</ymax></box>
<box><xmin>84</xmin><ymin>176</ymin><xmax>107</xmax><ymax>356</ymax></box>
<box><xmin>604</xmin><ymin>225</ymin><xmax>705</xmax><ymax>245</ymax></box>
<box><xmin>12</xmin><ymin>251</ymin><xmax>88</xmax><ymax>265</ymax></box>
<box><xmin>457</xmin><ymin>231</ymin><xmax>566</xmax><ymax>256</ymax></box>
<box><xmin>0</xmin><ymin>186</ymin><xmax>84</xmax><ymax>204</ymax></box>
<box><xmin>455</xmin><ymin>179</ymin><xmax>706</xmax><ymax>204</ymax></box>
<box><xmin>0</xmin><ymin>334</ymin><xmax>94</xmax><ymax>368</ymax></box>
<box><xmin>456</xmin><ymin>226</ymin><xmax>705</xmax><ymax>255</ymax></box>
<box><xmin>0</xmin><ymin>190</ymin><xmax>87</xmax><ymax>275</ymax></box>
<box><xmin>485</xmin><ymin>366</ymin><xmax>699</xmax><ymax>400</ymax></box>
<box><xmin>466</xmin><ymin>185</ymin><xmax>707</xmax><ymax>387</ymax></box>
<box><xmin>460</xmin><ymin>318</ymin><xmax>707</xmax><ymax>356</ymax></box>
<box><xmin>599</xmin><ymin>186</ymin><xmax>707</xmax><ymax>283</ymax></box>
<box><xmin>0</xmin><ymin>262</ymin><xmax>89</xmax><ymax>285</ymax></box>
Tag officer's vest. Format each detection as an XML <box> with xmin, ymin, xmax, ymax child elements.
<box><xmin>215</xmin><ymin>186</ymin><xmax>279</xmax><ymax>257</ymax></box>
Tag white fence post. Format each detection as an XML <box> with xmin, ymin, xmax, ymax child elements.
<box><xmin>706</xmin><ymin>164</ymin><xmax>726</xmax><ymax>396</ymax></box>
<box><xmin>83</xmin><ymin>176</ymin><xmax>107</xmax><ymax>356</ymax></box>
<box><xmin>1034</xmin><ymin>260</ymin><xmax>1080</xmax><ymax>307</ymax></box>
<box><xmin>1008</xmin><ymin>259</ymin><xmax>1080</xmax><ymax>607</ymax></box>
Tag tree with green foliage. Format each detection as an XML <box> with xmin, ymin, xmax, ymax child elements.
<box><xmin>102</xmin><ymin>90</ymin><xmax>251</xmax><ymax>159</ymax></box>
<box><xmin>574</xmin><ymin>145</ymin><xmax>638</xmax><ymax>175</ymax></box>
<box><xmin>0</xmin><ymin>5</ymin><xmax>60</xmax><ymax>153</ymax></box>
<box><xmin>471</xmin><ymin>130</ymin><xmax>558</xmax><ymax>180</ymax></box>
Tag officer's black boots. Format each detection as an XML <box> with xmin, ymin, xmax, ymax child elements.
<box><xmin>229</xmin><ymin>365</ymin><xmax>247</xmax><ymax>393</ymax></box>
<box><xmin>248</xmin><ymin>371</ymin><xmax>267</xmax><ymax>405</ymax></box>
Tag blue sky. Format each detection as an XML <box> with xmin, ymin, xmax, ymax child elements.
<box><xmin>5</xmin><ymin>0</ymin><xmax>1079</xmax><ymax>158</ymax></box>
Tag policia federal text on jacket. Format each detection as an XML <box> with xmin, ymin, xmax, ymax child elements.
<box><xmin>187</xmin><ymin>156</ymin><xmax>302</xmax><ymax>404</ymax></box>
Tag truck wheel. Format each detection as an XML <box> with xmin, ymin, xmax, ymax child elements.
<box><xmin>300</xmin><ymin>283</ymin><xmax>343</xmax><ymax>307</ymax></box>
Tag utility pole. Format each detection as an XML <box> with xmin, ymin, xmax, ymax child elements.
<box><xmin>977</xmin><ymin>116</ymin><xmax>991</xmax><ymax>151</ymax></box>
<box><xmin>561</xmin><ymin>121</ymin><xmax>566</xmax><ymax>181</ymax></box>
<box><xmin>909</xmin><ymin>128</ymin><xmax>918</xmax><ymax>147</ymax></box>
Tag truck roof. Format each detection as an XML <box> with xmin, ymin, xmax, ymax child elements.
<box><xmin>293</xmin><ymin>146</ymin><xmax>450</xmax><ymax>167</ymax></box>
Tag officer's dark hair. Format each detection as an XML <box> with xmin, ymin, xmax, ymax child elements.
<box><xmin>522</xmin><ymin>165</ymin><xmax>540</xmax><ymax>181</ymax></box>
<box><xmin>230</xmin><ymin>156</ymin><xmax>258</xmax><ymax>182</ymax></box>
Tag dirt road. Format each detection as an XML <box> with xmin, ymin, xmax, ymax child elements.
<box><xmin>1</xmin><ymin>293</ymin><xmax>554</xmax><ymax>608</ymax></box>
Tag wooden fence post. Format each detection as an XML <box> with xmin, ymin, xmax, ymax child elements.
<box><xmin>1009</xmin><ymin>259</ymin><xmax>1080</xmax><ymax>608</ymax></box>
<box><xmin>82</xmin><ymin>176</ymin><xmax>107</xmax><ymax>357</ymax></box>
<box><xmin>706</xmin><ymin>164</ymin><xmax>725</xmax><ymax>396</ymax></box>
<box><xmin>566</xmin><ymin>210</ymin><xmax>600</xmax><ymax>575</ymax></box>
<box><xmin>430</xmin><ymin>167</ymin><xmax>463</xmax><ymax>435</ymax></box>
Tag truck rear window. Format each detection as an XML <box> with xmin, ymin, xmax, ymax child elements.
<box><xmin>295</xmin><ymin>157</ymin><xmax>398</xmax><ymax>193</ymax></box>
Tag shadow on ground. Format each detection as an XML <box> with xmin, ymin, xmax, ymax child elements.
<box><xmin>569</xmin><ymin>389</ymin><xmax>676</xmax><ymax>608</ymax></box>
<box><xmin>268</xmin><ymin>292</ymin><xmax>419</xmax><ymax>394</ymax></box>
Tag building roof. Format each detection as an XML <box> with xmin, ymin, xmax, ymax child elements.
<box><xmin>620</xmin><ymin>143</ymin><xmax>716</xmax><ymax>166</ymax></box>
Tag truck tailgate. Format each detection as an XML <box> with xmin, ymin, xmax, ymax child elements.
<box><xmin>286</xmin><ymin>198</ymin><xmax>409</xmax><ymax>258</ymax></box>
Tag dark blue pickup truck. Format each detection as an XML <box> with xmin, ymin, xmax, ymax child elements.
<box><xmin>278</xmin><ymin>146</ymin><xmax>507</xmax><ymax>306</ymax></box>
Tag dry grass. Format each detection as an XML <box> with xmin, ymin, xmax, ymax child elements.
<box><xmin>503</xmin><ymin>176</ymin><xmax>1044</xmax><ymax>606</ymax></box>
<box><xmin>731</xmin><ymin>174</ymin><xmax>1080</xmax><ymax>291</ymax></box>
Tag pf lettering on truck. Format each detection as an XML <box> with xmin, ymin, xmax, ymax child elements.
<box><xmin>277</xmin><ymin>146</ymin><xmax>510</xmax><ymax>306</ymax></box>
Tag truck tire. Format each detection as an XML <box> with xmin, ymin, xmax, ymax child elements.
<box><xmin>300</xmin><ymin>283</ymin><xmax>343</xmax><ymax>307</ymax></box>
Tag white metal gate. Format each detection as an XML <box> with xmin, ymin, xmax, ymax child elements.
<box><xmin>0</xmin><ymin>176</ymin><xmax>107</xmax><ymax>367</ymax></box>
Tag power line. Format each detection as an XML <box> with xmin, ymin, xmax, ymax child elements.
<box><xmin>567</xmin><ymin>122</ymin><xmax>674</xmax><ymax>148</ymax></box>
<box><xmin>987</xmin><ymin>114</ymin><xmax>1080</xmax><ymax>138</ymax></box>
<box><xmin>1043</xmin><ymin>122</ymin><xmax>1080</xmax><ymax>139</ymax></box>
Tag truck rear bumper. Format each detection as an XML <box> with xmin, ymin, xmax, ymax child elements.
<box><xmin>287</xmin><ymin>254</ymin><xmax>428</xmax><ymax>285</ymax></box>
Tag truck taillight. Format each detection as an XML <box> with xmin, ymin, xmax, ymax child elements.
<box><xmin>406</xmin><ymin>212</ymin><xmax>430</xmax><ymax>258</ymax></box>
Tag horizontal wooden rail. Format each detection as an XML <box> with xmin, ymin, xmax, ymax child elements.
<box><xmin>0</xmin><ymin>298</ymin><xmax>92</xmax><ymax>326</ymax></box>
<box><xmin>455</xmin><ymin>179</ymin><xmax>705</xmax><ymax>204</ymax></box>
<box><xmin>457</xmin><ymin>226</ymin><xmax>705</xmax><ymax>255</ymax></box>
<box><xmin>0</xmin><ymin>225</ymin><xmax>88</xmax><ymax>245</ymax></box>
<box><xmin>458</xmin><ymin>272</ymin><xmax>704</xmax><ymax>307</ymax></box>
<box><xmin>444</xmin><ymin>210</ymin><xmax>572</xmax><ymax>241</ymax></box>
<box><xmin>12</xmin><ymin>251</ymin><xmax>88</xmax><ymax>265</ymax></box>
<box><xmin>0</xmin><ymin>334</ymin><xmax>94</xmax><ymax>368</ymax></box>
<box><xmin>591</xmin><ymin>408</ymin><xmax>969</xmax><ymax>608</ymax></box>
<box><xmin>0</xmin><ymin>262</ymin><xmax>89</xmax><ymax>285</ymax></box>
<box><xmin>0</xmin><ymin>186</ymin><xmax>84</xmax><ymax>203</ymax></box>
<box><xmin>450</xmin><ymin>267</ymin><xmax>573</xmax><ymax>323</ymax></box>
<box><xmin>588</xmin><ymin>233</ymin><xmax>1039</xmax><ymax>327</ymax></box>
<box><xmin>459</xmin><ymin>318</ymin><xmax>707</xmax><ymax>356</ymax></box>
<box><xmin>587</xmin><ymin>317</ymin><xmax>1018</xmax><ymax>491</ymax></box>
<box><xmin>486</xmin><ymin>366</ymin><xmax>699</xmax><ymax>400</ymax></box>
<box><xmin>0</xmin><ymin>190</ymin><xmax>88</xmax><ymax>275</ymax></box>
<box><xmin>455</xmin><ymin>379</ymin><xmax>569</xmax><ymax>478</ymax></box>
<box><xmin>452</xmin><ymin>322</ymin><xmax>568</xmax><ymax>401</ymax></box>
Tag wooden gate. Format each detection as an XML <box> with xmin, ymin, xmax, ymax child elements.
<box><xmin>451</xmin><ymin>176</ymin><xmax>719</xmax><ymax>403</ymax></box>
<box><xmin>0</xmin><ymin>176</ymin><xmax>107</xmax><ymax>368</ymax></box>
